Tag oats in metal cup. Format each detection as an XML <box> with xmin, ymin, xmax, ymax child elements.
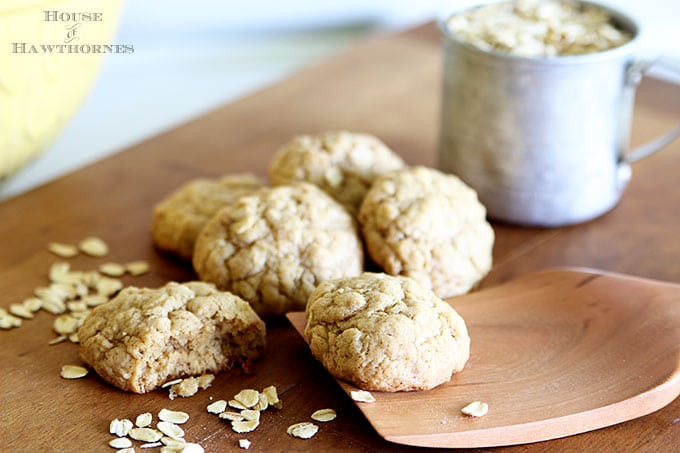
<box><xmin>446</xmin><ymin>0</ymin><xmax>632</xmax><ymax>57</ymax></box>
<box><xmin>438</xmin><ymin>0</ymin><xmax>674</xmax><ymax>227</ymax></box>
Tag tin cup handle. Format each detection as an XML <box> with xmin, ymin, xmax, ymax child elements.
<box><xmin>624</xmin><ymin>57</ymin><xmax>680</xmax><ymax>163</ymax></box>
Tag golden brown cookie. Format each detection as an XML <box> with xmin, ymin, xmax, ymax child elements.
<box><xmin>192</xmin><ymin>182</ymin><xmax>364</xmax><ymax>317</ymax></box>
<box><xmin>268</xmin><ymin>131</ymin><xmax>406</xmax><ymax>215</ymax></box>
<box><xmin>78</xmin><ymin>281</ymin><xmax>265</xmax><ymax>394</ymax></box>
<box><xmin>304</xmin><ymin>272</ymin><xmax>470</xmax><ymax>392</ymax></box>
<box><xmin>151</xmin><ymin>174</ymin><xmax>263</xmax><ymax>259</ymax></box>
<box><xmin>358</xmin><ymin>166</ymin><xmax>494</xmax><ymax>299</ymax></box>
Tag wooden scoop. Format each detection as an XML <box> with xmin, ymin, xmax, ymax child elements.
<box><xmin>286</xmin><ymin>268</ymin><xmax>680</xmax><ymax>448</ymax></box>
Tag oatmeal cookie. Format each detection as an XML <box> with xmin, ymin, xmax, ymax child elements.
<box><xmin>304</xmin><ymin>272</ymin><xmax>470</xmax><ymax>392</ymax></box>
<box><xmin>78</xmin><ymin>281</ymin><xmax>265</xmax><ymax>394</ymax></box>
<box><xmin>268</xmin><ymin>131</ymin><xmax>406</xmax><ymax>215</ymax></box>
<box><xmin>192</xmin><ymin>182</ymin><xmax>363</xmax><ymax>317</ymax></box>
<box><xmin>151</xmin><ymin>174</ymin><xmax>263</xmax><ymax>259</ymax></box>
<box><xmin>358</xmin><ymin>166</ymin><xmax>494</xmax><ymax>298</ymax></box>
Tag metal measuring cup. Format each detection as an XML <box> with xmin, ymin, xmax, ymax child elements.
<box><xmin>438</xmin><ymin>0</ymin><xmax>680</xmax><ymax>226</ymax></box>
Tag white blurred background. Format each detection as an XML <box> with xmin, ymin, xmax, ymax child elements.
<box><xmin>1</xmin><ymin>0</ymin><xmax>678</xmax><ymax>200</ymax></box>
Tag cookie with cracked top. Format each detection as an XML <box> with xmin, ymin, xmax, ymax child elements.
<box><xmin>268</xmin><ymin>131</ymin><xmax>406</xmax><ymax>215</ymax></box>
<box><xmin>193</xmin><ymin>182</ymin><xmax>363</xmax><ymax>317</ymax></box>
<box><xmin>304</xmin><ymin>272</ymin><xmax>470</xmax><ymax>392</ymax></box>
<box><xmin>358</xmin><ymin>166</ymin><xmax>494</xmax><ymax>299</ymax></box>
<box><xmin>151</xmin><ymin>174</ymin><xmax>263</xmax><ymax>260</ymax></box>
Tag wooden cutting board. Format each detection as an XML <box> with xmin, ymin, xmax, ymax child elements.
<box><xmin>286</xmin><ymin>268</ymin><xmax>680</xmax><ymax>448</ymax></box>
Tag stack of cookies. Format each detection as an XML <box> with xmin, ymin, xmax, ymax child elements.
<box><xmin>152</xmin><ymin>131</ymin><xmax>494</xmax><ymax>313</ymax></box>
<box><xmin>83</xmin><ymin>131</ymin><xmax>492</xmax><ymax>394</ymax></box>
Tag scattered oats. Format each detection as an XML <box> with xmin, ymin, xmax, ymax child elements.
<box><xmin>80</xmin><ymin>270</ymin><xmax>102</xmax><ymax>287</ymax></box>
<box><xmin>51</xmin><ymin>282</ymin><xmax>78</xmax><ymax>300</ymax></box>
<box><xmin>83</xmin><ymin>294</ymin><xmax>110</xmax><ymax>307</ymax></box>
<box><xmin>66</xmin><ymin>300</ymin><xmax>88</xmax><ymax>312</ymax></box>
<box><xmin>206</xmin><ymin>400</ymin><xmax>227</xmax><ymax>414</ymax></box>
<box><xmin>287</xmin><ymin>422</ymin><xmax>319</xmax><ymax>439</ymax></box>
<box><xmin>158</xmin><ymin>409</ymin><xmax>189</xmax><ymax>424</ymax></box>
<box><xmin>70</xmin><ymin>310</ymin><xmax>91</xmax><ymax>319</ymax></box>
<box><xmin>48</xmin><ymin>242</ymin><xmax>78</xmax><ymax>258</ymax></box>
<box><xmin>240</xmin><ymin>409</ymin><xmax>260</xmax><ymax>423</ymax></box>
<box><xmin>238</xmin><ymin>439</ymin><xmax>251</xmax><ymax>449</ymax></box>
<box><xmin>22</xmin><ymin>297</ymin><xmax>42</xmax><ymax>313</ymax></box>
<box><xmin>157</xmin><ymin>421</ymin><xmax>184</xmax><ymax>440</ymax></box>
<box><xmin>9</xmin><ymin>303</ymin><xmax>33</xmax><ymax>319</ymax></box>
<box><xmin>35</xmin><ymin>289</ymin><xmax>59</xmax><ymax>306</ymax></box>
<box><xmin>9</xmin><ymin>302</ymin><xmax>34</xmax><ymax>319</ymax></box>
<box><xmin>96</xmin><ymin>277</ymin><xmax>123</xmax><ymax>297</ymax></box>
<box><xmin>262</xmin><ymin>385</ymin><xmax>280</xmax><ymax>408</ymax></box>
<box><xmin>54</xmin><ymin>314</ymin><xmax>80</xmax><ymax>335</ymax></box>
<box><xmin>119</xmin><ymin>448</ymin><xmax>135</xmax><ymax>453</ymax></box>
<box><xmin>39</xmin><ymin>285</ymin><xmax>67</xmax><ymax>303</ymax></box>
<box><xmin>48</xmin><ymin>335</ymin><xmax>68</xmax><ymax>345</ymax></box>
<box><xmin>161</xmin><ymin>378</ymin><xmax>183</xmax><ymax>388</ymax></box>
<box><xmin>109</xmin><ymin>437</ymin><xmax>133</xmax><ymax>449</ymax></box>
<box><xmin>311</xmin><ymin>408</ymin><xmax>337</xmax><ymax>422</ymax></box>
<box><xmin>350</xmin><ymin>390</ymin><xmax>375</xmax><ymax>403</ymax></box>
<box><xmin>48</xmin><ymin>262</ymin><xmax>71</xmax><ymax>282</ymax></box>
<box><xmin>228</xmin><ymin>399</ymin><xmax>247</xmax><ymax>410</ymax></box>
<box><xmin>461</xmin><ymin>401</ymin><xmax>489</xmax><ymax>417</ymax></box>
<box><xmin>231</xmin><ymin>419</ymin><xmax>259</xmax><ymax>434</ymax></box>
<box><xmin>35</xmin><ymin>285</ymin><xmax>60</xmax><ymax>300</ymax></box>
<box><xmin>136</xmin><ymin>412</ymin><xmax>153</xmax><ymax>428</ymax></box>
<box><xmin>60</xmin><ymin>364</ymin><xmax>88</xmax><ymax>379</ymax></box>
<box><xmin>161</xmin><ymin>436</ymin><xmax>186</xmax><ymax>447</ymax></box>
<box><xmin>100</xmin><ymin>262</ymin><xmax>126</xmax><ymax>277</ymax></box>
<box><xmin>254</xmin><ymin>392</ymin><xmax>269</xmax><ymax>412</ymax></box>
<box><xmin>234</xmin><ymin>389</ymin><xmax>259</xmax><ymax>408</ymax></box>
<box><xmin>140</xmin><ymin>442</ymin><xmax>162</xmax><ymax>449</ymax></box>
<box><xmin>219</xmin><ymin>411</ymin><xmax>245</xmax><ymax>422</ymax></box>
<box><xmin>125</xmin><ymin>260</ymin><xmax>150</xmax><ymax>276</ymax></box>
<box><xmin>72</xmin><ymin>281</ymin><xmax>90</xmax><ymax>298</ymax></box>
<box><xmin>110</xmin><ymin>418</ymin><xmax>134</xmax><ymax>437</ymax></box>
<box><xmin>79</xmin><ymin>236</ymin><xmax>109</xmax><ymax>257</ymax></box>
<box><xmin>129</xmin><ymin>427</ymin><xmax>163</xmax><ymax>443</ymax></box>
<box><xmin>38</xmin><ymin>292</ymin><xmax>67</xmax><ymax>314</ymax></box>
<box><xmin>41</xmin><ymin>299</ymin><xmax>66</xmax><ymax>315</ymax></box>
<box><xmin>55</xmin><ymin>271</ymin><xmax>85</xmax><ymax>286</ymax></box>
<box><xmin>68</xmin><ymin>332</ymin><xmax>80</xmax><ymax>344</ymax></box>
<box><xmin>160</xmin><ymin>448</ymin><xmax>181</xmax><ymax>453</ymax></box>
<box><xmin>180</xmin><ymin>443</ymin><xmax>204</xmax><ymax>453</ymax></box>
<box><xmin>169</xmin><ymin>378</ymin><xmax>198</xmax><ymax>400</ymax></box>
<box><xmin>0</xmin><ymin>314</ymin><xmax>21</xmax><ymax>329</ymax></box>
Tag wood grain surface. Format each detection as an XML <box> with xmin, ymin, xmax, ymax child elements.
<box><xmin>1</xmin><ymin>22</ymin><xmax>680</xmax><ymax>452</ymax></box>
<box><xmin>287</xmin><ymin>269</ymin><xmax>680</xmax><ymax>448</ymax></box>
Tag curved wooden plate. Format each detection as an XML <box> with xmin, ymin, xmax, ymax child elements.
<box><xmin>286</xmin><ymin>268</ymin><xmax>680</xmax><ymax>448</ymax></box>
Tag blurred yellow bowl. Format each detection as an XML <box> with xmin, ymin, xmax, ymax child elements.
<box><xmin>0</xmin><ymin>0</ymin><xmax>124</xmax><ymax>180</ymax></box>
